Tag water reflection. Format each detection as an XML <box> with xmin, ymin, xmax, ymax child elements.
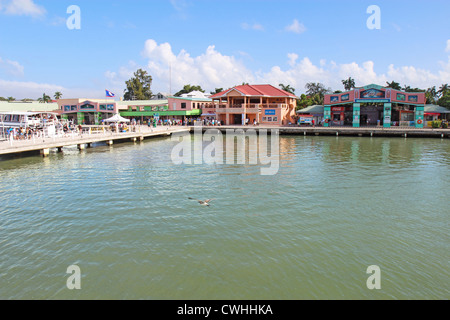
<box><xmin>0</xmin><ymin>136</ymin><xmax>449</xmax><ymax>299</ymax></box>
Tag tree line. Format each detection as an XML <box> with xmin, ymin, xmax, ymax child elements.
<box><xmin>0</xmin><ymin>92</ymin><xmax>63</xmax><ymax>103</ymax></box>
<box><xmin>122</xmin><ymin>70</ymin><xmax>450</xmax><ymax>110</ymax></box>
<box><xmin>283</xmin><ymin>77</ymin><xmax>450</xmax><ymax>110</ymax></box>
<box><xmin>3</xmin><ymin>69</ymin><xmax>448</xmax><ymax>110</ymax></box>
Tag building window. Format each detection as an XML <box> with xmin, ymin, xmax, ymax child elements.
<box><xmin>64</xmin><ymin>106</ymin><xmax>71</xmax><ymax>112</ymax></box>
<box><xmin>181</xmin><ymin>103</ymin><xmax>187</xmax><ymax>109</ymax></box>
<box><xmin>80</xmin><ymin>104</ymin><xmax>95</xmax><ymax>110</ymax></box>
<box><xmin>100</xmin><ymin>105</ymin><xmax>107</xmax><ymax>110</ymax></box>
<box><xmin>71</xmin><ymin>105</ymin><xmax>77</xmax><ymax>111</ymax></box>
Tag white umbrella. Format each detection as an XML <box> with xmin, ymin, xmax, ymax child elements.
<box><xmin>103</xmin><ymin>114</ymin><xmax>130</xmax><ymax>123</ymax></box>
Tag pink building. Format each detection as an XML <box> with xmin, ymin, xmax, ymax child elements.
<box><xmin>208</xmin><ymin>84</ymin><xmax>297</xmax><ymax>125</ymax></box>
<box><xmin>57</xmin><ymin>98</ymin><xmax>117</xmax><ymax>125</ymax></box>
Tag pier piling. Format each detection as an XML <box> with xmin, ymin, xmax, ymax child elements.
<box><xmin>40</xmin><ymin>148</ymin><xmax>50</xmax><ymax>157</ymax></box>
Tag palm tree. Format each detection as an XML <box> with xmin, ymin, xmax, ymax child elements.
<box><xmin>342</xmin><ymin>77</ymin><xmax>356</xmax><ymax>91</ymax></box>
<box><xmin>279</xmin><ymin>84</ymin><xmax>296</xmax><ymax>94</ymax></box>
<box><xmin>54</xmin><ymin>91</ymin><xmax>63</xmax><ymax>100</ymax></box>
<box><xmin>438</xmin><ymin>84</ymin><xmax>449</xmax><ymax>97</ymax></box>
<box><xmin>38</xmin><ymin>93</ymin><xmax>51</xmax><ymax>103</ymax></box>
<box><xmin>386</xmin><ymin>81</ymin><xmax>402</xmax><ymax>90</ymax></box>
<box><xmin>426</xmin><ymin>86</ymin><xmax>438</xmax><ymax>104</ymax></box>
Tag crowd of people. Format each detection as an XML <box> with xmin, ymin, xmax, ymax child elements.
<box><xmin>3</xmin><ymin>127</ymin><xmax>40</xmax><ymax>140</ymax></box>
<box><xmin>1</xmin><ymin>123</ymin><xmax>82</xmax><ymax>141</ymax></box>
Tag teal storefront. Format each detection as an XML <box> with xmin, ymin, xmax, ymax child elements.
<box><xmin>324</xmin><ymin>84</ymin><xmax>426</xmax><ymax>128</ymax></box>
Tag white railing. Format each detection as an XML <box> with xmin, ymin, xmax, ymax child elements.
<box><xmin>0</xmin><ymin>125</ymin><xmax>187</xmax><ymax>149</ymax></box>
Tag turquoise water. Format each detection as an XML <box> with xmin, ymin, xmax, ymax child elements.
<box><xmin>0</xmin><ymin>136</ymin><xmax>448</xmax><ymax>299</ymax></box>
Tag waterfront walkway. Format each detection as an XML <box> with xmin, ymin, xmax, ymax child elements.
<box><xmin>1</xmin><ymin>124</ymin><xmax>449</xmax><ymax>158</ymax></box>
<box><xmin>0</xmin><ymin>126</ymin><xmax>189</xmax><ymax>157</ymax></box>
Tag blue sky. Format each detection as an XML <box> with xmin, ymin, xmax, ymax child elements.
<box><xmin>0</xmin><ymin>0</ymin><xmax>449</xmax><ymax>99</ymax></box>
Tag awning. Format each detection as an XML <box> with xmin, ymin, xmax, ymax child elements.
<box><xmin>103</xmin><ymin>114</ymin><xmax>130</xmax><ymax>123</ymax></box>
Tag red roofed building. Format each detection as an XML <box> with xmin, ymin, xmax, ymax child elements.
<box><xmin>206</xmin><ymin>84</ymin><xmax>297</xmax><ymax>126</ymax></box>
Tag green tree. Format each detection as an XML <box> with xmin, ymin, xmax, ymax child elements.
<box><xmin>210</xmin><ymin>88</ymin><xmax>224</xmax><ymax>95</ymax></box>
<box><xmin>279</xmin><ymin>84</ymin><xmax>296</xmax><ymax>94</ymax></box>
<box><xmin>296</xmin><ymin>93</ymin><xmax>323</xmax><ymax>110</ymax></box>
<box><xmin>342</xmin><ymin>77</ymin><xmax>356</xmax><ymax>91</ymax></box>
<box><xmin>386</xmin><ymin>81</ymin><xmax>402</xmax><ymax>90</ymax></box>
<box><xmin>0</xmin><ymin>97</ymin><xmax>7</xmax><ymax>101</ymax></box>
<box><xmin>405</xmin><ymin>87</ymin><xmax>423</xmax><ymax>93</ymax></box>
<box><xmin>297</xmin><ymin>94</ymin><xmax>313</xmax><ymax>110</ymax></box>
<box><xmin>174</xmin><ymin>84</ymin><xmax>205</xmax><ymax>97</ymax></box>
<box><xmin>304</xmin><ymin>82</ymin><xmax>330</xmax><ymax>105</ymax></box>
<box><xmin>7</xmin><ymin>97</ymin><xmax>15</xmax><ymax>102</ymax></box>
<box><xmin>54</xmin><ymin>91</ymin><xmax>63</xmax><ymax>100</ymax></box>
<box><xmin>426</xmin><ymin>86</ymin><xmax>438</xmax><ymax>104</ymax></box>
<box><xmin>438</xmin><ymin>91</ymin><xmax>450</xmax><ymax>110</ymax></box>
<box><xmin>124</xmin><ymin>68</ymin><xmax>153</xmax><ymax>101</ymax></box>
<box><xmin>37</xmin><ymin>93</ymin><xmax>51</xmax><ymax>103</ymax></box>
<box><xmin>438</xmin><ymin>84</ymin><xmax>449</xmax><ymax>98</ymax></box>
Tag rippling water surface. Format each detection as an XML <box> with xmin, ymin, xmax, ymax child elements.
<box><xmin>0</xmin><ymin>136</ymin><xmax>448</xmax><ymax>299</ymax></box>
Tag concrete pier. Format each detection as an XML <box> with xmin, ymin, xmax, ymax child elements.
<box><xmin>192</xmin><ymin>125</ymin><xmax>450</xmax><ymax>139</ymax></box>
<box><xmin>0</xmin><ymin>127</ymin><xmax>189</xmax><ymax>157</ymax></box>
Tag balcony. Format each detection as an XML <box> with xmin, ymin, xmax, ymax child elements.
<box><xmin>204</xmin><ymin>104</ymin><xmax>288</xmax><ymax>114</ymax></box>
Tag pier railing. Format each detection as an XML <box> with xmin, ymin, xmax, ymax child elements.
<box><xmin>0</xmin><ymin>125</ymin><xmax>182</xmax><ymax>150</ymax></box>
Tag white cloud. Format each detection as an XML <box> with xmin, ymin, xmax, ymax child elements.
<box><xmin>241</xmin><ymin>22</ymin><xmax>264</xmax><ymax>31</ymax></box>
<box><xmin>141</xmin><ymin>39</ymin><xmax>254</xmax><ymax>93</ymax></box>
<box><xmin>10</xmin><ymin>39</ymin><xmax>449</xmax><ymax>100</ymax></box>
<box><xmin>287</xmin><ymin>53</ymin><xmax>298</xmax><ymax>67</ymax></box>
<box><xmin>0</xmin><ymin>0</ymin><xmax>46</xmax><ymax>18</ymax></box>
<box><xmin>104</xmin><ymin>39</ymin><xmax>450</xmax><ymax>95</ymax></box>
<box><xmin>285</xmin><ymin>19</ymin><xmax>306</xmax><ymax>34</ymax></box>
<box><xmin>170</xmin><ymin>0</ymin><xmax>188</xmax><ymax>11</ymax></box>
<box><xmin>446</xmin><ymin>39</ymin><xmax>450</xmax><ymax>53</ymax></box>
<box><xmin>392</xmin><ymin>23</ymin><xmax>402</xmax><ymax>32</ymax></box>
<box><xmin>0</xmin><ymin>79</ymin><xmax>64</xmax><ymax>99</ymax></box>
<box><xmin>0</xmin><ymin>57</ymin><xmax>24</xmax><ymax>77</ymax></box>
<box><xmin>170</xmin><ymin>0</ymin><xmax>190</xmax><ymax>19</ymax></box>
<box><xmin>0</xmin><ymin>78</ymin><xmax>103</xmax><ymax>99</ymax></box>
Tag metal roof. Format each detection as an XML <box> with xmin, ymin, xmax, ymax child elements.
<box><xmin>0</xmin><ymin>101</ymin><xmax>59</xmax><ymax>112</ymax></box>
<box><xmin>424</xmin><ymin>104</ymin><xmax>450</xmax><ymax>113</ymax></box>
<box><xmin>296</xmin><ymin>105</ymin><xmax>324</xmax><ymax>114</ymax></box>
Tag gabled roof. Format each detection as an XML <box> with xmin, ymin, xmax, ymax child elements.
<box><xmin>210</xmin><ymin>84</ymin><xmax>297</xmax><ymax>99</ymax></box>
<box><xmin>180</xmin><ymin>90</ymin><xmax>210</xmax><ymax>99</ymax></box>
<box><xmin>357</xmin><ymin>84</ymin><xmax>385</xmax><ymax>90</ymax></box>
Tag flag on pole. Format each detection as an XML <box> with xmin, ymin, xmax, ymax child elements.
<box><xmin>106</xmin><ymin>90</ymin><xmax>115</xmax><ymax>97</ymax></box>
